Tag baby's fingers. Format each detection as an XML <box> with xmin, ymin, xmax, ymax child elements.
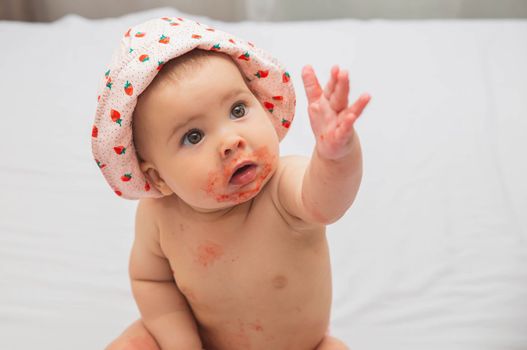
<box><xmin>301</xmin><ymin>65</ymin><xmax>323</xmax><ymax>104</ymax></box>
<box><xmin>324</xmin><ymin>65</ymin><xmax>339</xmax><ymax>99</ymax></box>
<box><xmin>329</xmin><ymin>69</ymin><xmax>349</xmax><ymax>114</ymax></box>
<box><xmin>343</xmin><ymin>93</ymin><xmax>371</xmax><ymax>122</ymax></box>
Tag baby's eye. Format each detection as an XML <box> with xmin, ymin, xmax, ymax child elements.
<box><xmin>230</xmin><ymin>102</ymin><xmax>247</xmax><ymax>119</ymax></box>
<box><xmin>182</xmin><ymin>128</ymin><xmax>204</xmax><ymax>145</ymax></box>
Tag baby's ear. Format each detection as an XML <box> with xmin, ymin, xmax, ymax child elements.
<box><xmin>139</xmin><ymin>161</ymin><xmax>174</xmax><ymax>196</ymax></box>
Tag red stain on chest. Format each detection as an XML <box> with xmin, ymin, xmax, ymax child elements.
<box><xmin>203</xmin><ymin>146</ymin><xmax>276</xmax><ymax>203</ymax></box>
<box><xmin>196</xmin><ymin>241</ymin><xmax>224</xmax><ymax>267</ymax></box>
<box><xmin>248</xmin><ymin>320</ymin><xmax>264</xmax><ymax>332</ymax></box>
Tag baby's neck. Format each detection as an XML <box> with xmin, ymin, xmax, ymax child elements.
<box><xmin>173</xmin><ymin>195</ymin><xmax>251</xmax><ymax>223</ymax></box>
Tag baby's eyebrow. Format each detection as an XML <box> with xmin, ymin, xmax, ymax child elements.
<box><xmin>221</xmin><ymin>88</ymin><xmax>248</xmax><ymax>103</ymax></box>
<box><xmin>168</xmin><ymin>114</ymin><xmax>200</xmax><ymax>140</ymax></box>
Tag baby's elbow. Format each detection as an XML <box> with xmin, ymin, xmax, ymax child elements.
<box><xmin>321</xmin><ymin>212</ymin><xmax>345</xmax><ymax>226</ymax></box>
<box><xmin>304</xmin><ymin>204</ymin><xmax>341</xmax><ymax>226</ymax></box>
<box><xmin>309</xmin><ymin>203</ymin><xmax>351</xmax><ymax>225</ymax></box>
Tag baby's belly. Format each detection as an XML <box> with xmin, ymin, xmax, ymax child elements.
<box><xmin>170</xmin><ymin>230</ymin><xmax>332</xmax><ymax>350</ymax></box>
<box><xmin>197</xmin><ymin>274</ymin><xmax>331</xmax><ymax>350</ymax></box>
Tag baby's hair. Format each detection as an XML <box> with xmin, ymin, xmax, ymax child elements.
<box><xmin>150</xmin><ymin>49</ymin><xmax>221</xmax><ymax>90</ymax></box>
<box><xmin>132</xmin><ymin>49</ymin><xmax>252</xmax><ymax>163</ymax></box>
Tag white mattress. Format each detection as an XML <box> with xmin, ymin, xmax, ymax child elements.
<box><xmin>1</xmin><ymin>7</ymin><xmax>526</xmax><ymax>350</ymax></box>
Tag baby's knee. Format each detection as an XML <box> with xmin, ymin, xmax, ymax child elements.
<box><xmin>105</xmin><ymin>334</ymin><xmax>158</xmax><ymax>350</ymax></box>
<box><xmin>315</xmin><ymin>335</ymin><xmax>350</xmax><ymax>350</ymax></box>
<box><xmin>105</xmin><ymin>319</ymin><xmax>159</xmax><ymax>350</ymax></box>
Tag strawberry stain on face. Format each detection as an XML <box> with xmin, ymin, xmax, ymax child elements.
<box><xmin>196</xmin><ymin>241</ymin><xmax>224</xmax><ymax>267</ymax></box>
<box><xmin>203</xmin><ymin>146</ymin><xmax>277</xmax><ymax>204</ymax></box>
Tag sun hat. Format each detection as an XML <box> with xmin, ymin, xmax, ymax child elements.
<box><xmin>91</xmin><ymin>16</ymin><xmax>296</xmax><ymax>199</ymax></box>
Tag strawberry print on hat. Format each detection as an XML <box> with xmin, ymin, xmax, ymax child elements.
<box><xmin>92</xmin><ymin>16</ymin><xmax>296</xmax><ymax>200</ymax></box>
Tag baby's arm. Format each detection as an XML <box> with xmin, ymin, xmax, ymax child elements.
<box><xmin>129</xmin><ymin>199</ymin><xmax>203</xmax><ymax>350</ymax></box>
<box><xmin>277</xmin><ymin>66</ymin><xmax>371</xmax><ymax>226</ymax></box>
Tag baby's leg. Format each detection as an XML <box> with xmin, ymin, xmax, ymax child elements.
<box><xmin>105</xmin><ymin>319</ymin><xmax>160</xmax><ymax>350</ymax></box>
<box><xmin>314</xmin><ymin>335</ymin><xmax>350</xmax><ymax>350</ymax></box>
<box><xmin>106</xmin><ymin>320</ymin><xmax>347</xmax><ymax>350</ymax></box>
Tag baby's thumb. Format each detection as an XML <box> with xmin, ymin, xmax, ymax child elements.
<box><xmin>301</xmin><ymin>65</ymin><xmax>322</xmax><ymax>104</ymax></box>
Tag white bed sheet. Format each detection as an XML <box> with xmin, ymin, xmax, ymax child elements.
<box><xmin>0</xmin><ymin>7</ymin><xmax>526</xmax><ymax>350</ymax></box>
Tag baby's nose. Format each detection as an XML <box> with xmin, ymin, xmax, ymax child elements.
<box><xmin>221</xmin><ymin>136</ymin><xmax>246</xmax><ymax>158</ymax></box>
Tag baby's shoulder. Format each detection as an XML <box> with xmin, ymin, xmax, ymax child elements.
<box><xmin>267</xmin><ymin>154</ymin><xmax>310</xmax><ymax>191</ymax></box>
<box><xmin>134</xmin><ymin>196</ymin><xmax>185</xmax><ymax>255</ymax></box>
<box><xmin>134</xmin><ymin>197</ymin><xmax>161</xmax><ymax>234</ymax></box>
<box><xmin>277</xmin><ymin>154</ymin><xmax>310</xmax><ymax>172</ymax></box>
<box><xmin>136</xmin><ymin>195</ymin><xmax>179</xmax><ymax>224</ymax></box>
<box><xmin>134</xmin><ymin>196</ymin><xmax>178</xmax><ymax>237</ymax></box>
<box><xmin>263</xmin><ymin>154</ymin><xmax>320</xmax><ymax>232</ymax></box>
<box><xmin>136</xmin><ymin>197</ymin><xmax>162</xmax><ymax>220</ymax></box>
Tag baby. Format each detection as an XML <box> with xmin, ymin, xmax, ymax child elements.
<box><xmin>92</xmin><ymin>17</ymin><xmax>370</xmax><ymax>350</ymax></box>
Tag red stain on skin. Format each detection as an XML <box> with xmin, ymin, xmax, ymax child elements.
<box><xmin>217</xmin><ymin>319</ymin><xmax>252</xmax><ymax>349</ymax></box>
<box><xmin>248</xmin><ymin>320</ymin><xmax>264</xmax><ymax>332</ymax></box>
<box><xmin>266</xmin><ymin>334</ymin><xmax>276</xmax><ymax>342</ymax></box>
<box><xmin>196</xmin><ymin>241</ymin><xmax>224</xmax><ymax>267</ymax></box>
<box><xmin>203</xmin><ymin>146</ymin><xmax>277</xmax><ymax>203</ymax></box>
<box><xmin>229</xmin><ymin>332</ymin><xmax>251</xmax><ymax>349</ymax></box>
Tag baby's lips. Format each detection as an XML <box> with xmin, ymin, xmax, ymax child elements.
<box><xmin>229</xmin><ymin>163</ymin><xmax>258</xmax><ymax>186</ymax></box>
<box><xmin>228</xmin><ymin>160</ymin><xmax>256</xmax><ymax>183</ymax></box>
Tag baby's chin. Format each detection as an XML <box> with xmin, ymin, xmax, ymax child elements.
<box><xmin>175</xmin><ymin>191</ymin><xmax>254</xmax><ymax>218</ymax></box>
<box><xmin>180</xmin><ymin>165</ymin><xmax>274</xmax><ymax>214</ymax></box>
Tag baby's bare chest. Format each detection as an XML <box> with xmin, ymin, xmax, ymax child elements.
<box><xmin>160</xmin><ymin>202</ymin><xmax>329</xmax><ymax>307</ymax></box>
<box><xmin>156</xmin><ymin>197</ymin><xmax>332</xmax><ymax>347</ymax></box>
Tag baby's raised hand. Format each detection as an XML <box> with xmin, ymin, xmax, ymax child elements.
<box><xmin>301</xmin><ymin>65</ymin><xmax>371</xmax><ymax>160</ymax></box>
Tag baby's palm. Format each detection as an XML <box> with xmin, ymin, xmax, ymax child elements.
<box><xmin>301</xmin><ymin>65</ymin><xmax>371</xmax><ymax>160</ymax></box>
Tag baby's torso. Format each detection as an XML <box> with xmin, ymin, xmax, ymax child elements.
<box><xmin>155</xmin><ymin>170</ymin><xmax>332</xmax><ymax>350</ymax></box>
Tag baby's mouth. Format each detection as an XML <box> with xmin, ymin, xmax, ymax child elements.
<box><xmin>229</xmin><ymin>162</ymin><xmax>258</xmax><ymax>186</ymax></box>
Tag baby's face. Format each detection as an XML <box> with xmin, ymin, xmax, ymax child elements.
<box><xmin>136</xmin><ymin>54</ymin><xmax>280</xmax><ymax>212</ymax></box>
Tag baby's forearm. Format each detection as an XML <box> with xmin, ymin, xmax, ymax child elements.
<box><xmin>302</xmin><ymin>129</ymin><xmax>363</xmax><ymax>224</ymax></box>
<box><xmin>131</xmin><ymin>279</ymin><xmax>203</xmax><ymax>350</ymax></box>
